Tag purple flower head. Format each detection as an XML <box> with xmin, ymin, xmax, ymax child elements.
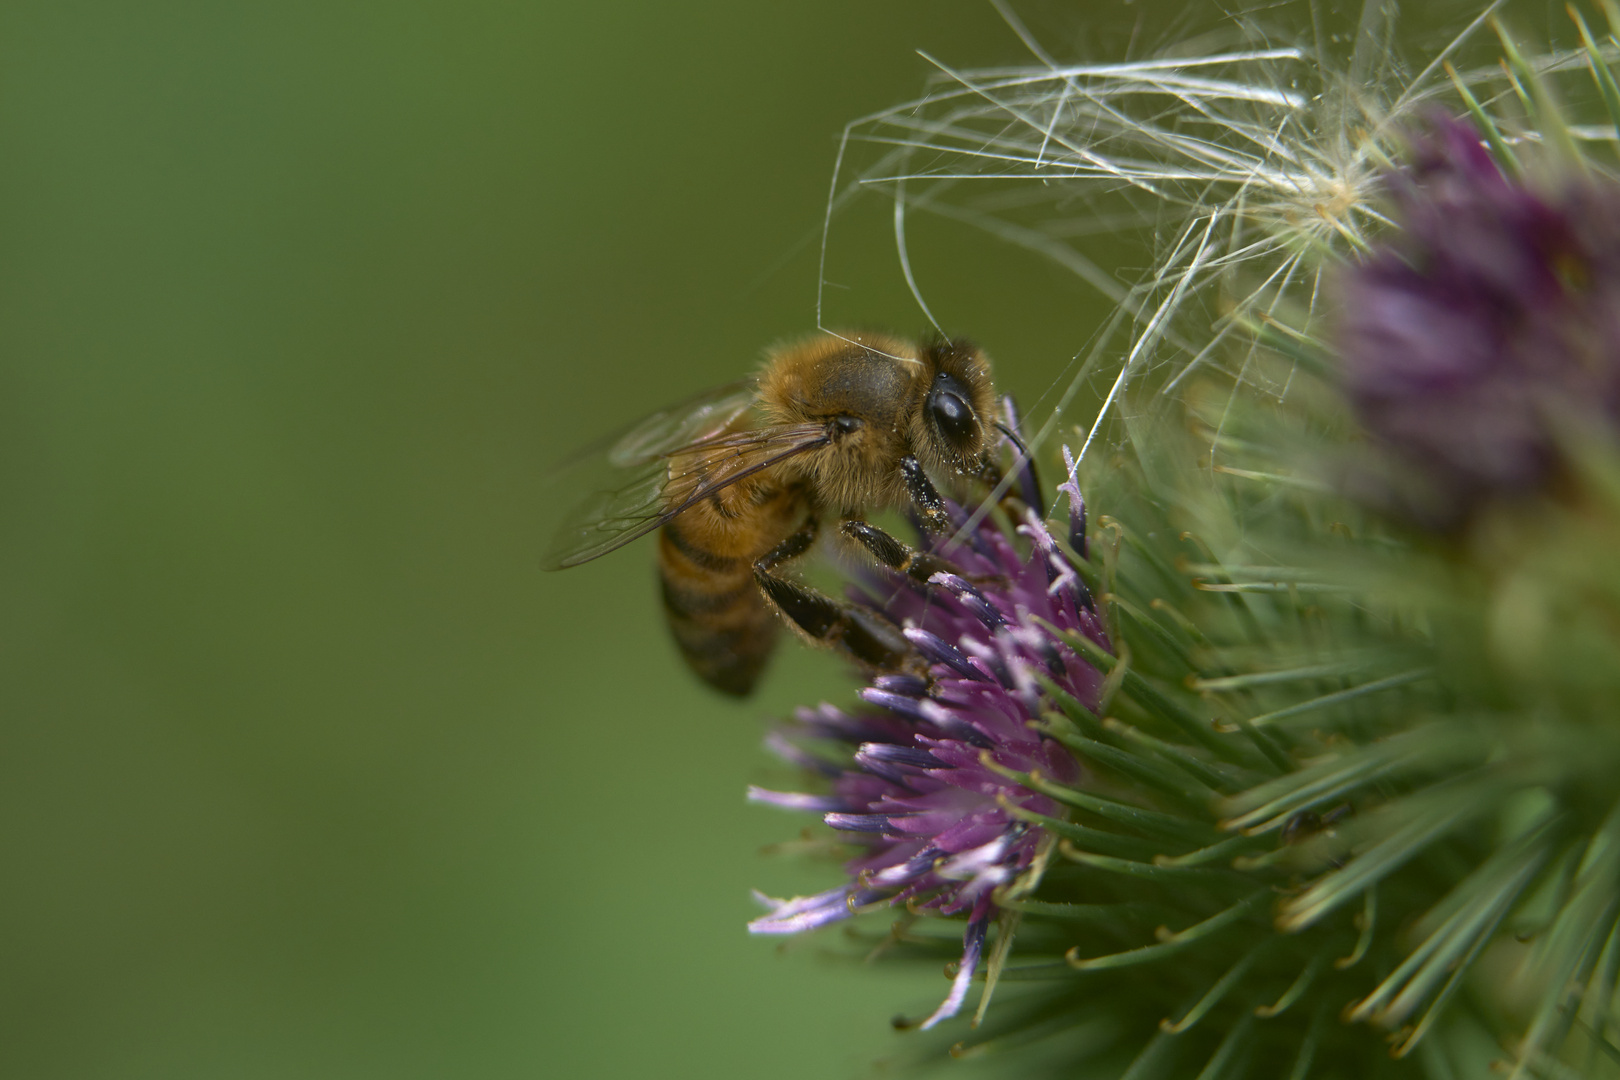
<box><xmin>748</xmin><ymin>456</ymin><xmax>1106</xmax><ymax>1029</ymax></box>
<box><xmin>1334</xmin><ymin>115</ymin><xmax>1620</xmax><ymax>526</ymax></box>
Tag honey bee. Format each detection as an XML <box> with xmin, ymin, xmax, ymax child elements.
<box><xmin>545</xmin><ymin>331</ymin><xmax>1016</xmax><ymax>696</ymax></box>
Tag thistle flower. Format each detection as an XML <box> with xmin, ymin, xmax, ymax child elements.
<box><xmin>1335</xmin><ymin>114</ymin><xmax>1620</xmax><ymax>526</ymax></box>
<box><xmin>740</xmin><ymin>5</ymin><xmax>1620</xmax><ymax>1077</ymax></box>
<box><xmin>748</xmin><ymin>473</ymin><xmax>1106</xmax><ymax>1030</ymax></box>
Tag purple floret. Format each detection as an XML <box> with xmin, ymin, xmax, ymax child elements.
<box><xmin>748</xmin><ymin>461</ymin><xmax>1106</xmax><ymax>1029</ymax></box>
<box><xmin>1335</xmin><ymin>115</ymin><xmax>1620</xmax><ymax>526</ymax></box>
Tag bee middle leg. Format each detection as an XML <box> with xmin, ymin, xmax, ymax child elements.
<box><xmin>839</xmin><ymin>520</ymin><xmax>958</xmax><ymax>584</ymax></box>
<box><xmin>753</xmin><ymin>519</ymin><xmax>912</xmax><ymax>671</ymax></box>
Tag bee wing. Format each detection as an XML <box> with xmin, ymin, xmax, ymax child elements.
<box><xmin>547</xmin><ymin>379</ymin><xmax>758</xmax><ymax>472</ymax></box>
<box><xmin>542</xmin><ymin>422</ymin><xmax>829</xmax><ymax>570</ymax></box>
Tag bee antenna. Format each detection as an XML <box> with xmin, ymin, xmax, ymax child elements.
<box><xmin>993</xmin><ymin>421</ymin><xmax>1027</xmax><ymax>455</ymax></box>
<box><xmin>994</xmin><ymin>422</ymin><xmax>1045</xmax><ymax>520</ymax></box>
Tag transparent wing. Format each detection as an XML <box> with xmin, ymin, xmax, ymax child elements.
<box><xmin>549</xmin><ymin>380</ymin><xmax>760</xmax><ymax>478</ymax></box>
<box><xmin>566</xmin><ymin>380</ymin><xmax>761</xmax><ymax>471</ymax></box>
<box><xmin>540</xmin><ymin>379</ymin><xmax>759</xmax><ymax>567</ymax></box>
<box><xmin>543</xmin><ymin>422</ymin><xmax>829</xmax><ymax>570</ymax></box>
<box><xmin>542</xmin><ymin>457</ymin><xmax>671</xmax><ymax>569</ymax></box>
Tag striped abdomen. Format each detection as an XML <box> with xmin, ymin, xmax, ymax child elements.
<box><xmin>657</xmin><ymin>474</ymin><xmax>807</xmax><ymax>697</ymax></box>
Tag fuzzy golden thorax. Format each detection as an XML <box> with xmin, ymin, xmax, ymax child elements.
<box><xmin>756</xmin><ymin>332</ymin><xmax>997</xmax><ymax>515</ymax></box>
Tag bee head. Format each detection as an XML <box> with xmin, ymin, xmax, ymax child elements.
<box><xmin>755</xmin><ymin>332</ymin><xmax>996</xmax><ymax>510</ymax></box>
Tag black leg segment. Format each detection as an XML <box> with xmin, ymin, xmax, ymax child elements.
<box><xmin>839</xmin><ymin>519</ymin><xmax>957</xmax><ymax>584</ymax></box>
<box><xmin>900</xmin><ymin>455</ymin><xmax>950</xmax><ymax>533</ymax></box>
<box><xmin>751</xmin><ymin>517</ymin><xmax>912</xmax><ymax>671</ymax></box>
<box><xmin>756</xmin><ymin>516</ymin><xmax>819</xmax><ymax>572</ymax></box>
<box><xmin>754</xmin><ymin>568</ymin><xmax>911</xmax><ymax>669</ymax></box>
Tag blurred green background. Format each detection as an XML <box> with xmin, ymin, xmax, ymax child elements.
<box><xmin>0</xmin><ymin>2</ymin><xmax>1131</xmax><ymax>1077</ymax></box>
<box><xmin>4</xmin><ymin>0</ymin><xmax>1512</xmax><ymax>1076</ymax></box>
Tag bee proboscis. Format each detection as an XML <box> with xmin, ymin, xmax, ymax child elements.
<box><xmin>545</xmin><ymin>331</ymin><xmax>1018</xmax><ymax>696</ymax></box>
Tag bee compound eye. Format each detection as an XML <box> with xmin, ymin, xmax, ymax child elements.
<box><xmin>927</xmin><ymin>384</ymin><xmax>976</xmax><ymax>448</ymax></box>
<box><xmin>832</xmin><ymin>415</ymin><xmax>863</xmax><ymax>435</ymax></box>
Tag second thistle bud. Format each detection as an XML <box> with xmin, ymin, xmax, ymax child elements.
<box><xmin>1333</xmin><ymin>115</ymin><xmax>1620</xmax><ymax>528</ymax></box>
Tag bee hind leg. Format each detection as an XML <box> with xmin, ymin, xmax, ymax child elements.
<box><xmin>753</xmin><ymin>522</ymin><xmax>911</xmax><ymax>671</ymax></box>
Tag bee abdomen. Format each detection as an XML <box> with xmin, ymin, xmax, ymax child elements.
<box><xmin>658</xmin><ymin>526</ymin><xmax>778</xmax><ymax>696</ymax></box>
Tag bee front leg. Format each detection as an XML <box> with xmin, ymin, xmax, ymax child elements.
<box><xmin>894</xmin><ymin>456</ymin><xmax>1011</xmax><ymax>588</ymax></box>
<box><xmin>900</xmin><ymin>455</ymin><xmax>950</xmax><ymax>534</ymax></box>
<box><xmin>839</xmin><ymin>520</ymin><xmax>958</xmax><ymax>585</ymax></box>
<box><xmin>753</xmin><ymin>522</ymin><xmax>911</xmax><ymax>671</ymax></box>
